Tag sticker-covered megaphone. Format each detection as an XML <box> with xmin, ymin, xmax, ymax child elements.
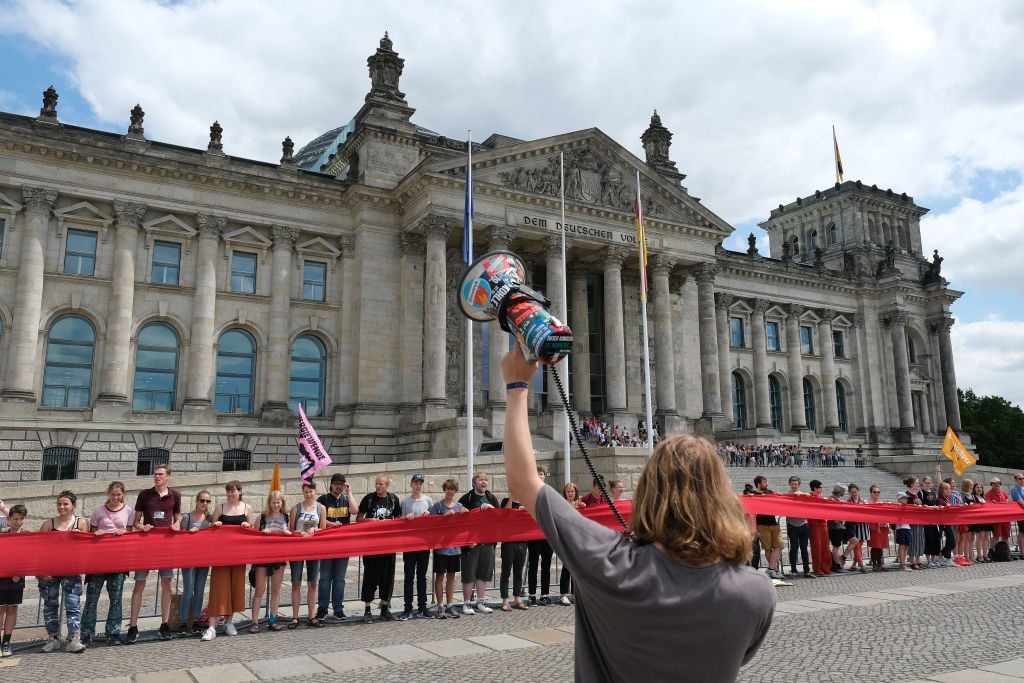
<box><xmin>458</xmin><ymin>250</ymin><xmax>572</xmax><ymax>365</ymax></box>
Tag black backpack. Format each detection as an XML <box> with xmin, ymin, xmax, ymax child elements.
<box><xmin>993</xmin><ymin>540</ymin><xmax>1013</xmax><ymax>562</ymax></box>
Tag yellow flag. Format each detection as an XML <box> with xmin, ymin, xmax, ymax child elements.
<box><xmin>941</xmin><ymin>426</ymin><xmax>976</xmax><ymax>477</ymax></box>
<box><xmin>270</xmin><ymin>459</ymin><xmax>281</xmax><ymax>492</ymax></box>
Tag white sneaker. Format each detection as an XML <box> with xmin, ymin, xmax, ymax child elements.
<box><xmin>475</xmin><ymin>600</ymin><xmax>493</xmax><ymax>614</ymax></box>
<box><xmin>224</xmin><ymin>622</ymin><xmax>238</xmax><ymax>636</ymax></box>
<box><xmin>65</xmin><ymin>636</ymin><xmax>86</xmax><ymax>653</ymax></box>
<box><xmin>200</xmin><ymin>627</ymin><xmax>216</xmax><ymax>641</ymax></box>
<box><xmin>461</xmin><ymin>603</ymin><xmax>475</xmax><ymax>615</ymax></box>
<box><xmin>41</xmin><ymin>636</ymin><xmax>61</xmax><ymax>653</ymax></box>
<box><xmin>559</xmin><ymin>595</ymin><xmax>572</xmax><ymax>606</ymax></box>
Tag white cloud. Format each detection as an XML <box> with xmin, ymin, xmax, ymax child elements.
<box><xmin>952</xmin><ymin>319</ymin><xmax>1024</xmax><ymax>409</ymax></box>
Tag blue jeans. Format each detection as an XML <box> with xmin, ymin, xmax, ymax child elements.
<box><xmin>81</xmin><ymin>573</ymin><xmax>125</xmax><ymax>638</ymax></box>
<box><xmin>39</xmin><ymin>575</ymin><xmax>83</xmax><ymax>638</ymax></box>
<box><xmin>317</xmin><ymin>556</ymin><xmax>349</xmax><ymax>612</ymax></box>
<box><xmin>403</xmin><ymin>550</ymin><xmax>430</xmax><ymax>611</ymax></box>
<box><xmin>180</xmin><ymin>566</ymin><xmax>210</xmax><ymax>625</ymax></box>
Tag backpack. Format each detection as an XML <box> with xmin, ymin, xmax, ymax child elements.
<box><xmin>993</xmin><ymin>540</ymin><xmax>1013</xmax><ymax>562</ymax></box>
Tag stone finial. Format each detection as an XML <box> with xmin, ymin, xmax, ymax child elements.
<box><xmin>641</xmin><ymin>109</ymin><xmax>682</xmax><ymax>179</ymax></box>
<box><xmin>39</xmin><ymin>85</ymin><xmax>59</xmax><ymax>121</ymax></box>
<box><xmin>127</xmin><ymin>104</ymin><xmax>145</xmax><ymax>138</ymax></box>
<box><xmin>366</xmin><ymin>31</ymin><xmax>407</xmax><ymax>104</ymax></box>
<box><xmin>747</xmin><ymin>232</ymin><xmax>758</xmax><ymax>256</ymax></box>
<box><xmin>280</xmin><ymin>136</ymin><xmax>295</xmax><ymax>165</ymax></box>
<box><xmin>208</xmin><ymin>120</ymin><xmax>224</xmax><ymax>152</ymax></box>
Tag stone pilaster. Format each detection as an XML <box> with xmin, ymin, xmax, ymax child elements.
<box><xmin>261</xmin><ymin>225</ymin><xmax>299</xmax><ymax>424</ymax></box>
<box><xmin>483</xmin><ymin>226</ymin><xmax>516</xmax><ymax>437</ymax></box>
<box><xmin>334</xmin><ymin>236</ymin><xmax>356</xmax><ymax>423</ymax></box>
<box><xmin>785</xmin><ymin>303</ymin><xmax>808</xmax><ymax>431</ymax></box>
<box><xmin>96</xmin><ymin>200</ymin><xmax>146</xmax><ymax>414</ymax></box>
<box><xmin>818</xmin><ymin>309</ymin><xmax>841</xmax><ymax>432</ymax></box>
<box><xmin>652</xmin><ymin>255</ymin><xmax>678</xmax><ymax>418</ymax></box>
<box><xmin>182</xmin><ymin>213</ymin><xmax>224</xmax><ymax>424</ymax></box>
<box><xmin>3</xmin><ymin>186</ymin><xmax>57</xmax><ymax>405</ymax></box>
<box><xmin>603</xmin><ymin>248</ymin><xmax>627</xmax><ymax>415</ymax></box>
<box><xmin>931</xmin><ymin>317</ymin><xmax>962</xmax><ymax>432</ymax></box>
<box><xmin>886</xmin><ymin>310</ymin><xmax>915</xmax><ymax>430</ymax></box>
<box><xmin>715</xmin><ymin>291</ymin><xmax>734</xmax><ymax>423</ymax></box>
<box><xmin>568</xmin><ymin>267</ymin><xmax>591</xmax><ymax>414</ymax></box>
<box><xmin>399</xmin><ymin>233</ymin><xmax>425</xmax><ymax>408</ymax></box>
<box><xmin>422</xmin><ymin>215</ymin><xmax>451</xmax><ymax>406</ymax></box>
<box><xmin>694</xmin><ymin>262</ymin><xmax>721</xmax><ymax>417</ymax></box>
<box><xmin>750</xmin><ymin>299</ymin><xmax>772</xmax><ymax>428</ymax></box>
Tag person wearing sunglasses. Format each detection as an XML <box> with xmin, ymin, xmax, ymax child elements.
<box><xmin>180</xmin><ymin>491</ymin><xmax>214</xmax><ymax>635</ymax></box>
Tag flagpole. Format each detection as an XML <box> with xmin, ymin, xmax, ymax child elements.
<box><xmin>465</xmin><ymin>131</ymin><xmax>475</xmax><ymax>491</ymax></box>
<box><xmin>560</xmin><ymin>152</ymin><xmax>571</xmax><ymax>485</ymax></box>
<box><xmin>636</xmin><ymin>171</ymin><xmax>654</xmax><ymax>459</ymax></box>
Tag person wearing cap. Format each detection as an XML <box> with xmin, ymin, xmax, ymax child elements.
<box><xmin>316</xmin><ymin>473</ymin><xmax>355</xmax><ymax>620</ymax></box>
<box><xmin>985</xmin><ymin>477</ymin><xmax>1010</xmax><ymax>555</ymax></box>
<box><xmin>398</xmin><ymin>474</ymin><xmax>433</xmax><ymax>621</ymax></box>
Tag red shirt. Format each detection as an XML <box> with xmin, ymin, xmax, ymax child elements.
<box><xmin>985</xmin><ymin>488</ymin><xmax>1008</xmax><ymax>504</ymax></box>
<box><xmin>134</xmin><ymin>487</ymin><xmax>181</xmax><ymax>528</ymax></box>
<box><xmin>580</xmin><ymin>492</ymin><xmax>606</xmax><ymax>507</ymax></box>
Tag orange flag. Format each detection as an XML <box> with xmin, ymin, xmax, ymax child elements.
<box><xmin>270</xmin><ymin>460</ymin><xmax>281</xmax><ymax>492</ymax></box>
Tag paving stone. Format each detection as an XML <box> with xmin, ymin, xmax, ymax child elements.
<box><xmin>312</xmin><ymin>650</ymin><xmax>390</xmax><ymax>671</ymax></box>
<box><xmin>981</xmin><ymin>658</ymin><xmax>1024</xmax><ymax>677</ymax></box>
<box><xmin>803</xmin><ymin>594</ymin><xmax>886</xmax><ymax>607</ymax></box>
<box><xmin>412</xmin><ymin>638</ymin><xmax>490</xmax><ymax>657</ymax></box>
<box><xmin>777</xmin><ymin>599</ymin><xmax>835</xmax><ymax>611</ymax></box>
<box><xmin>367</xmin><ymin>644</ymin><xmax>439</xmax><ymax>663</ymax></box>
<box><xmin>189</xmin><ymin>663</ymin><xmax>258</xmax><ymax>683</ymax></box>
<box><xmin>512</xmin><ymin>628</ymin><xmax>576</xmax><ymax>645</ymax></box>
<box><xmin>135</xmin><ymin>671</ymin><xmax>193</xmax><ymax>683</ymax></box>
<box><xmin>774</xmin><ymin>602</ymin><xmax>835</xmax><ymax>614</ymax></box>
<box><xmin>246</xmin><ymin>655</ymin><xmax>330</xmax><ymax>680</ymax></box>
<box><xmin>468</xmin><ymin>633</ymin><xmax>540</xmax><ymax>651</ymax></box>
<box><xmin>70</xmin><ymin>678</ymin><xmax>130</xmax><ymax>683</ymax></box>
<box><xmin>926</xmin><ymin>670</ymin><xmax>1024</xmax><ymax>682</ymax></box>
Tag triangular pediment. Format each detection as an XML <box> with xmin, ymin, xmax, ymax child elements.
<box><xmin>222</xmin><ymin>226</ymin><xmax>272</xmax><ymax>249</ymax></box>
<box><xmin>296</xmin><ymin>236</ymin><xmax>341</xmax><ymax>260</ymax></box>
<box><xmin>142</xmin><ymin>214</ymin><xmax>197</xmax><ymax>239</ymax></box>
<box><xmin>54</xmin><ymin>201</ymin><xmax>113</xmax><ymax>226</ymax></box>
<box><xmin>0</xmin><ymin>190</ymin><xmax>23</xmax><ymax>213</ymax></box>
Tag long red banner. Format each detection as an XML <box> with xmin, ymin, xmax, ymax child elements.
<box><xmin>3</xmin><ymin>497</ymin><xmax>1021</xmax><ymax>576</ymax></box>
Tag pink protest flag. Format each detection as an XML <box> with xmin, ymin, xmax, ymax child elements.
<box><xmin>298</xmin><ymin>404</ymin><xmax>332</xmax><ymax>484</ymax></box>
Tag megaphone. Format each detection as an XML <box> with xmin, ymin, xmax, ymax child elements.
<box><xmin>458</xmin><ymin>251</ymin><xmax>573</xmax><ymax>365</ymax></box>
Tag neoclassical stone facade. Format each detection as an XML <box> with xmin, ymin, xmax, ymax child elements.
<box><xmin>0</xmin><ymin>35</ymin><xmax>962</xmax><ymax>483</ymax></box>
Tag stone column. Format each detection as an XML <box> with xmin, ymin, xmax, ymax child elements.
<box><xmin>97</xmin><ymin>200</ymin><xmax>146</xmax><ymax>409</ymax></box>
<box><xmin>544</xmin><ymin>235</ymin><xmax>569</xmax><ymax>435</ymax></box>
<box><xmin>182</xmin><ymin>213</ymin><xmax>224</xmax><ymax>423</ymax></box>
<box><xmin>261</xmin><ymin>225</ymin><xmax>298</xmax><ymax>423</ymax></box>
<box><xmin>818</xmin><ymin>309</ymin><xmax>841</xmax><ymax>432</ymax></box>
<box><xmin>484</xmin><ymin>226</ymin><xmax>515</xmax><ymax>437</ymax></box>
<box><xmin>3</xmin><ymin>186</ymin><xmax>56</xmax><ymax>404</ymax></box>
<box><xmin>334</xmin><ymin>236</ymin><xmax>356</xmax><ymax>420</ymax></box>
<box><xmin>569</xmin><ymin>267</ymin><xmax>591</xmax><ymax>414</ymax></box>
<box><xmin>603</xmin><ymin>248</ymin><xmax>627</xmax><ymax>414</ymax></box>
<box><xmin>887</xmin><ymin>310</ymin><xmax>915</xmax><ymax>430</ymax></box>
<box><xmin>750</xmin><ymin>299</ymin><xmax>771</xmax><ymax>428</ymax></box>
<box><xmin>422</xmin><ymin>215</ymin><xmax>451</xmax><ymax>405</ymax></box>
<box><xmin>932</xmin><ymin>317</ymin><xmax>962</xmax><ymax>431</ymax></box>
<box><xmin>785</xmin><ymin>304</ymin><xmax>807</xmax><ymax>431</ymax></box>
<box><xmin>694</xmin><ymin>262</ymin><xmax>721</xmax><ymax>417</ymax></box>
<box><xmin>652</xmin><ymin>254</ymin><xmax>677</xmax><ymax>417</ymax></box>
<box><xmin>715</xmin><ymin>292</ymin><xmax>734</xmax><ymax>423</ymax></box>
<box><xmin>918</xmin><ymin>391</ymin><xmax>934</xmax><ymax>434</ymax></box>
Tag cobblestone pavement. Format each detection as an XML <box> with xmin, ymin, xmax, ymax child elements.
<box><xmin>4</xmin><ymin>561</ymin><xmax>1024</xmax><ymax>682</ymax></box>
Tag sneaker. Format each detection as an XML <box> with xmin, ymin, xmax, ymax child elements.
<box><xmin>334</xmin><ymin>610</ymin><xmax>346</xmax><ymax>619</ymax></box>
<box><xmin>41</xmin><ymin>637</ymin><xmax>61</xmax><ymax>653</ymax></box>
<box><xmin>803</xmin><ymin>572</ymin><xmax>817</xmax><ymax>579</ymax></box>
<box><xmin>538</xmin><ymin>595</ymin><xmax>552</xmax><ymax>606</ymax></box>
<box><xmin>379</xmin><ymin>607</ymin><xmax>395</xmax><ymax>621</ymax></box>
<box><xmin>475</xmin><ymin>600</ymin><xmax>493</xmax><ymax>614</ymax></box>
<box><xmin>461</xmin><ymin>603</ymin><xmax>476</xmax><ymax>616</ymax></box>
<box><xmin>397</xmin><ymin>610</ymin><xmax>412</xmax><ymax>621</ymax></box>
<box><xmin>125</xmin><ymin>625</ymin><xmax>138</xmax><ymax>644</ymax></box>
<box><xmin>80</xmin><ymin>634</ymin><xmax>92</xmax><ymax>647</ymax></box>
<box><xmin>66</xmin><ymin>636</ymin><xmax>86</xmax><ymax>654</ymax></box>
<box><xmin>108</xmin><ymin>635</ymin><xmax>124</xmax><ymax>645</ymax></box>
<box><xmin>200</xmin><ymin>627</ymin><xmax>216</xmax><ymax>641</ymax></box>
<box><xmin>527</xmin><ymin>595</ymin><xmax>538</xmax><ymax>606</ymax></box>
<box><xmin>362</xmin><ymin>609</ymin><xmax>374</xmax><ymax>624</ymax></box>
<box><xmin>445</xmin><ymin>605</ymin><xmax>461</xmax><ymax>619</ymax></box>
<box><xmin>435</xmin><ymin>605</ymin><xmax>448</xmax><ymax>619</ymax></box>
<box><xmin>315</xmin><ymin>606</ymin><xmax>328</xmax><ymax>621</ymax></box>
<box><xmin>224</xmin><ymin>622</ymin><xmax>238</xmax><ymax>636</ymax></box>
<box><xmin>1</xmin><ymin>642</ymin><xmax>12</xmax><ymax>657</ymax></box>
<box><xmin>159</xmin><ymin>623</ymin><xmax>172</xmax><ymax>640</ymax></box>
<box><xmin>559</xmin><ymin>595</ymin><xmax>572</xmax><ymax>606</ymax></box>
<box><xmin>417</xmin><ymin>606</ymin><xmax>433</xmax><ymax>619</ymax></box>
<box><xmin>765</xmin><ymin>569</ymin><xmax>778</xmax><ymax>579</ymax></box>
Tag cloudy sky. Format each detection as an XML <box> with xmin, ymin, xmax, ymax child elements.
<box><xmin>2</xmin><ymin>0</ymin><xmax>1023</xmax><ymax>409</ymax></box>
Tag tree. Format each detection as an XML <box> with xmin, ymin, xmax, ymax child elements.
<box><xmin>958</xmin><ymin>388</ymin><xmax>1024</xmax><ymax>469</ymax></box>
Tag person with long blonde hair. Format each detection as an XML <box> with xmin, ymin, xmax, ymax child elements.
<box><xmin>501</xmin><ymin>345</ymin><xmax>775</xmax><ymax>682</ymax></box>
<box><xmin>250</xmin><ymin>490</ymin><xmax>290</xmax><ymax>632</ymax></box>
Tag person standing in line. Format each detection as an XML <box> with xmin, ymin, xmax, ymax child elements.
<box><xmin>0</xmin><ymin>504</ymin><xmax>28</xmax><ymax>657</ymax></box>
<box><xmin>958</xmin><ymin>479</ymin><xmax>978</xmax><ymax>566</ymax></box>
<box><xmin>290</xmin><ymin>481</ymin><xmax>327</xmax><ymax>628</ymax></box>
<box><xmin>903</xmin><ymin>477</ymin><xmax>926</xmax><ymax>570</ymax></box>
<box><xmin>1009</xmin><ymin>473</ymin><xmax>1024</xmax><ymax>557</ymax></box>
<box><xmin>499</xmin><ymin>490</ymin><xmax>530</xmax><ymax>612</ymax></box>
<box><xmin>398</xmin><ymin>474</ymin><xmax>433</xmax><ymax>621</ymax></box>
<box><xmin>753</xmin><ymin>475</ymin><xmax>785</xmax><ymax>578</ymax></box>
<box><xmin>580</xmin><ymin>475</ymin><xmax>607</xmax><ymax>508</ymax></box>
<box><xmin>985</xmin><ymin>477</ymin><xmax>1010</xmax><ymax>557</ymax></box>
<box><xmin>38</xmin><ymin>491</ymin><xmax>90</xmax><ymax>653</ymax></box>
<box><xmin>783</xmin><ymin>476</ymin><xmax>813</xmax><ymax>579</ymax></box>
<box><xmin>970</xmin><ymin>481</ymin><xmax>992</xmax><ymax>562</ymax></box>
<box><xmin>316</xmin><ymin>473</ymin><xmax>355</xmax><ymax>621</ymax></box>
<box><xmin>429</xmin><ymin>478</ymin><xmax>466</xmax><ymax>619</ymax></box>
<box><xmin>249</xmin><ymin>491</ymin><xmax>290</xmax><ymax>633</ymax></box>
<box><xmin>179</xmin><ymin>490</ymin><xmax>214</xmax><ymax>635</ymax></box>
<box><xmin>458</xmin><ymin>472</ymin><xmax>499</xmax><ymax>615</ymax></box>
<box><xmin>202</xmin><ymin>481</ymin><xmax>252</xmax><ymax>641</ymax></box>
<box><xmin>843</xmin><ymin>484</ymin><xmax>869</xmax><ymax>572</ymax></box>
<box><xmin>357</xmin><ymin>475</ymin><xmax>402</xmax><ymax>623</ymax></box>
<box><xmin>866</xmin><ymin>485</ymin><xmax>889</xmax><ymax>571</ymax></box>
<box><xmin>558</xmin><ymin>483</ymin><xmax>586</xmax><ymax>605</ymax></box>
<box><xmin>82</xmin><ymin>481</ymin><xmax>134</xmax><ymax>646</ymax></box>
<box><xmin>807</xmin><ymin>480</ymin><xmax>832</xmax><ymax>576</ymax></box>
<box><xmin>127</xmin><ymin>464</ymin><xmax>182</xmax><ymax>643</ymax></box>
<box><xmin>500</xmin><ymin>346</ymin><xmax>775</xmax><ymax>682</ymax></box>
<box><xmin>526</xmin><ymin>466</ymin><xmax>554</xmax><ymax>606</ymax></box>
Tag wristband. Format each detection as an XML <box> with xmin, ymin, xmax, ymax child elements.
<box><xmin>506</xmin><ymin>382</ymin><xmax>530</xmax><ymax>391</ymax></box>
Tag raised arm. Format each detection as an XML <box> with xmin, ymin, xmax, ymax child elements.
<box><xmin>501</xmin><ymin>345</ymin><xmax>544</xmax><ymax>516</ymax></box>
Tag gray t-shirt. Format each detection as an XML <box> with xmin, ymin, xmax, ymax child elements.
<box><xmin>401</xmin><ymin>495</ymin><xmax>433</xmax><ymax>519</ymax></box>
<box><xmin>534</xmin><ymin>485</ymin><xmax>776</xmax><ymax>682</ymax></box>
<box><xmin>784</xmin><ymin>491</ymin><xmax>808</xmax><ymax>527</ymax></box>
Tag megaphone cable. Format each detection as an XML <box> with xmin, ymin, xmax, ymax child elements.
<box><xmin>550</xmin><ymin>368</ymin><xmax>631</xmax><ymax>536</ymax></box>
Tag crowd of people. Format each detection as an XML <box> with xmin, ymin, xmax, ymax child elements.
<box><xmin>720</xmin><ymin>443</ymin><xmax>866</xmax><ymax>468</ymax></box>
<box><xmin>745</xmin><ymin>473</ymin><xmax>1024</xmax><ymax>579</ymax></box>
<box><xmin>580</xmin><ymin>416</ymin><xmax>659</xmax><ymax>448</ymax></box>
<box><xmin>0</xmin><ymin>465</ymin><xmax>630</xmax><ymax>656</ymax></box>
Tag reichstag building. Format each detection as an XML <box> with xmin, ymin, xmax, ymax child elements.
<box><xmin>0</xmin><ymin>34</ymin><xmax>962</xmax><ymax>482</ymax></box>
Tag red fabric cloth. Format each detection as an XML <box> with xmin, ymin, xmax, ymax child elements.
<box><xmin>739</xmin><ymin>494</ymin><xmax>1024</xmax><ymax>525</ymax></box>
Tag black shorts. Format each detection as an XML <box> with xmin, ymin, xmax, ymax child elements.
<box><xmin>0</xmin><ymin>588</ymin><xmax>25</xmax><ymax>605</ymax></box>
<box><xmin>432</xmin><ymin>552</ymin><xmax>461</xmax><ymax>574</ymax></box>
<box><xmin>828</xmin><ymin>528</ymin><xmax>847</xmax><ymax>547</ymax></box>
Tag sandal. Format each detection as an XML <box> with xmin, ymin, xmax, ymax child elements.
<box><xmin>287</xmin><ymin>618</ymin><xmax>300</xmax><ymax>630</ymax></box>
<box><xmin>268</xmin><ymin>621</ymin><xmax>282</xmax><ymax>632</ymax></box>
<box><xmin>500</xmin><ymin>604</ymin><xmax>513</xmax><ymax>612</ymax></box>
<box><xmin>248</xmin><ymin>625</ymin><xmax>260</xmax><ymax>634</ymax></box>
<box><xmin>308</xmin><ymin>617</ymin><xmax>325</xmax><ymax>628</ymax></box>
<box><xmin>513</xmin><ymin>602</ymin><xmax>529</xmax><ymax>610</ymax></box>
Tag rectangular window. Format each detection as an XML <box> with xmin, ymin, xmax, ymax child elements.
<box><xmin>64</xmin><ymin>229</ymin><xmax>98</xmax><ymax>276</ymax></box>
<box><xmin>729</xmin><ymin>317</ymin><xmax>745</xmax><ymax>348</ymax></box>
<box><xmin>230</xmin><ymin>251</ymin><xmax>257</xmax><ymax>293</ymax></box>
<box><xmin>302</xmin><ymin>261</ymin><xmax>327</xmax><ymax>301</ymax></box>
<box><xmin>151</xmin><ymin>241</ymin><xmax>181</xmax><ymax>285</ymax></box>
<box><xmin>0</xmin><ymin>217</ymin><xmax>6</xmax><ymax>258</ymax></box>
<box><xmin>800</xmin><ymin>326</ymin><xmax>814</xmax><ymax>355</ymax></box>
<box><xmin>765</xmin><ymin>321</ymin><xmax>780</xmax><ymax>351</ymax></box>
<box><xmin>833</xmin><ymin>330</ymin><xmax>845</xmax><ymax>358</ymax></box>
<box><xmin>41</xmin><ymin>447</ymin><xmax>78</xmax><ymax>481</ymax></box>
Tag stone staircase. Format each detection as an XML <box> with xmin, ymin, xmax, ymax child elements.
<box><xmin>726</xmin><ymin>462</ymin><xmax>910</xmax><ymax>500</ymax></box>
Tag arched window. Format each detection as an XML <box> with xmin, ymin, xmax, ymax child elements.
<box><xmin>290</xmin><ymin>335</ymin><xmax>326</xmax><ymax>417</ymax></box>
<box><xmin>216</xmin><ymin>329</ymin><xmax>256</xmax><ymax>414</ymax></box>
<box><xmin>768</xmin><ymin>376</ymin><xmax>783</xmax><ymax>431</ymax></box>
<box><xmin>41</xmin><ymin>446</ymin><xmax>78</xmax><ymax>481</ymax></box>
<box><xmin>790</xmin><ymin>235</ymin><xmax>800</xmax><ymax>256</ymax></box>
<box><xmin>223</xmin><ymin>448</ymin><xmax>251</xmax><ymax>472</ymax></box>
<box><xmin>809</xmin><ymin>229</ymin><xmax>819</xmax><ymax>251</ymax></box>
<box><xmin>133</xmin><ymin>322</ymin><xmax>179</xmax><ymax>411</ymax></box>
<box><xmin>907</xmin><ymin>336</ymin><xmax>917</xmax><ymax>364</ymax></box>
<box><xmin>836</xmin><ymin>381</ymin><xmax>848</xmax><ymax>433</ymax></box>
<box><xmin>42</xmin><ymin>314</ymin><xmax>95</xmax><ymax>407</ymax></box>
<box><xmin>803</xmin><ymin>378</ymin><xmax>817</xmax><ymax>432</ymax></box>
<box><xmin>731</xmin><ymin>372</ymin><xmax>747</xmax><ymax>429</ymax></box>
<box><xmin>828</xmin><ymin>222</ymin><xmax>838</xmax><ymax>244</ymax></box>
<box><xmin>137</xmin><ymin>447</ymin><xmax>170</xmax><ymax>476</ymax></box>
